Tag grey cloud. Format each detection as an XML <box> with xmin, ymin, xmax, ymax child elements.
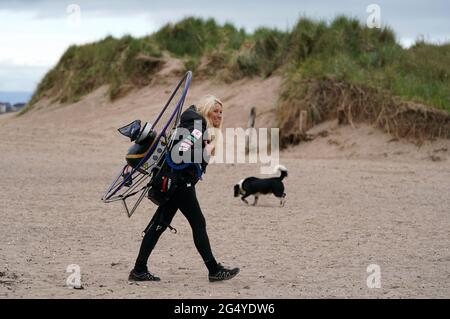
<box><xmin>1</xmin><ymin>0</ymin><xmax>449</xmax><ymax>91</ymax></box>
<box><xmin>1</xmin><ymin>0</ymin><xmax>449</xmax><ymax>37</ymax></box>
<box><xmin>0</xmin><ymin>63</ymin><xmax>51</xmax><ymax>91</ymax></box>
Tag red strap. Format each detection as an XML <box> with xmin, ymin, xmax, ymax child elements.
<box><xmin>161</xmin><ymin>176</ymin><xmax>168</xmax><ymax>192</ymax></box>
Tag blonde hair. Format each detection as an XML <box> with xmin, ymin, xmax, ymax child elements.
<box><xmin>196</xmin><ymin>95</ymin><xmax>223</xmax><ymax>154</ymax></box>
<box><xmin>197</xmin><ymin>95</ymin><xmax>223</xmax><ymax>129</ymax></box>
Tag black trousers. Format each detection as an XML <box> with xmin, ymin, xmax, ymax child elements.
<box><xmin>134</xmin><ymin>181</ymin><xmax>217</xmax><ymax>273</ymax></box>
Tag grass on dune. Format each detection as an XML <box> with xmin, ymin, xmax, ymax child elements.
<box><xmin>27</xmin><ymin>16</ymin><xmax>449</xmax><ymax>114</ymax></box>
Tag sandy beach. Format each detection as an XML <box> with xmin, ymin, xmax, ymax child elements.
<box><xmin>1</xmin><ymin>76</ymin><xmax>449</xmax><ymax>298</ymax></box>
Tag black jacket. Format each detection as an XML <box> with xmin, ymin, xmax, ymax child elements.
<box><xmin>169</xmin><ymin>105</ymin><xmax>209</xmax><ymax>181</ymax></box>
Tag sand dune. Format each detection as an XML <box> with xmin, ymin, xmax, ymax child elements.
<box><xmin>0</xmin><ymin>75</ymin><xmax>449</xmax><ymax>298</ymax></box>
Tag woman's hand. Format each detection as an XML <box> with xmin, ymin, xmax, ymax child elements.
<box><xmin>205</xmin><ymin>141</ymin><xmax>216</xmax><ymax>156</ymax></box>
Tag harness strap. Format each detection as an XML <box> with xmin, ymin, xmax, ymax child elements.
<box><xmin>165</xmin><ymin>152</ymin><xmax>203</xmax><ymax>179</ymax></box>
<box><xmin>142</xmin><ymin>218</ymin><xmax>177</xmax><ymax>238</ymax></box>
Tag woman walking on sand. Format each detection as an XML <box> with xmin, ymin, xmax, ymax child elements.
<box><xmin>129</xmin><ymin>95</ymin><xmax>240</xmax><ymax>282</ymax></box>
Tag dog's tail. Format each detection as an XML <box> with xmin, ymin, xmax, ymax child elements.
<box><xmin>274</xmin><ymin>164</ymin><xmax>288</xmax><ymax>180</ymax></box>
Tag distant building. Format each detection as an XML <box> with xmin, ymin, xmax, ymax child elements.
<box><xmin>0</xmin><ymin>102</ymin><xmax>26</xmax><ymax>113</ymax></box>
<box><xmin>14</xmin><ymin>103</ymin><xmax>26</xmax><ymax>109</ymax></box>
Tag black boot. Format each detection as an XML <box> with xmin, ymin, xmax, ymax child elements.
<box><xmin>128</xmin><ymin>269</ymin><xmax>161</xmax><ymax>282</ymax></box>
<box><xmin>208</xmin><ymin>263</ymin><xmax>240</xmax><ymax>282</ymax></box>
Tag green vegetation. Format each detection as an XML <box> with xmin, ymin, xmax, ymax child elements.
<box><xmin>279</xmin><ymin>16</ymin><xmax>450</xmax><ymax>111</ymax></box>
<box><xmin>28</xmin><ymin>16</ymin><xmax>450</xmax><ymax>113</ymax></box>
<box><xmin>29</xmin><ymin>35</ymin><xmax>163</xmax><ymax>104</ymax></box>
<box><xmin>154</xmin><ymin>18</ymin><xmax>247</xmax><ymax>57</ymax></box>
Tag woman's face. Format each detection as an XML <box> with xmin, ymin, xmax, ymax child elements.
<box><xmin>208</xmin><ymin>102</ymin><xmax>223</xmax><ymax>128</ymax></box>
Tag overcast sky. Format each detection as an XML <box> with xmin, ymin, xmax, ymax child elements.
<box><xmin>0</xmin><ymin>0</ymin><xmax>449</xmax><ymax>92</ymax></box>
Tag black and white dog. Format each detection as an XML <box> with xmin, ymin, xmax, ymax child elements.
<box><xmin>234</xmin><ymin>165</ymin><xmax>288</xmax><ymax>207</ymax></box>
